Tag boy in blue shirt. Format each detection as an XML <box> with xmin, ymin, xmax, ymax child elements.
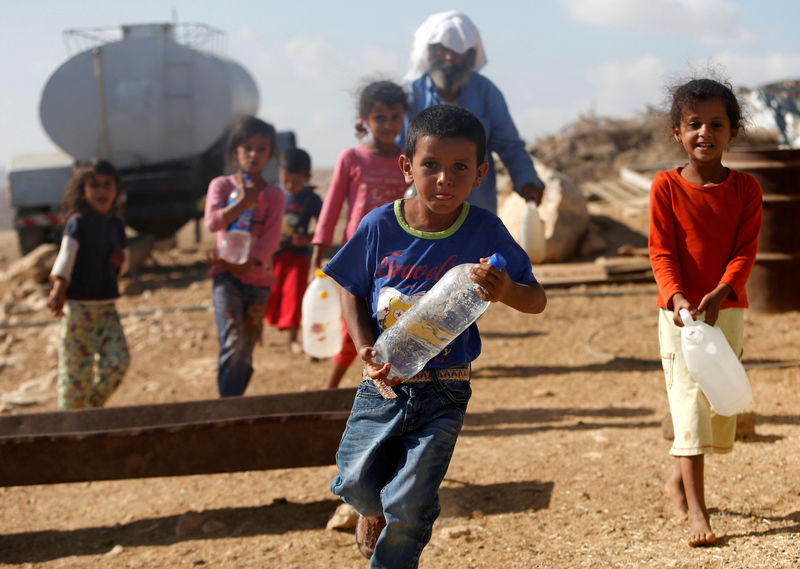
<box><xmin>324</xmin><ymin>104</ymin><xmax>547</xmax><ymax>567</ymax></box>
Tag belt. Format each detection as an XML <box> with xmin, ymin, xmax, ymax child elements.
<box><xmin>363</xmin><ymin>365</ymin><xmax>470</xmax><ymax>400</ymax></box>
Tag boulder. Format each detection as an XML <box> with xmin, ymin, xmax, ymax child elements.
<box><xmin>497</xmin><ymin>158</ymin><xmax>589</xmax><ymax>263</ymax></box>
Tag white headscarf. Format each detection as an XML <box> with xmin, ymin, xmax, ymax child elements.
<box><xmin>403</xmin><ymin>11</ymin><xmax>488</xmax><ymax>83</ymax></box>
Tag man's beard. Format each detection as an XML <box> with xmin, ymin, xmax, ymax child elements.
<box><xmin>428</xmin><ymin>47</ymin><xmax>476</xmax><ymax>94</ymax></box>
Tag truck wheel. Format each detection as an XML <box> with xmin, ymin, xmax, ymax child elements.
<box><xmin>16</xmin><ymin>226</ymin><xmax>49</xmax><ymax>256</ymax></box>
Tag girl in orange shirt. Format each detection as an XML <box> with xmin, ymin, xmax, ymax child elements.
<box><xmin>649</xmin><ymin>77</ymin><xmax>762</xmax><ymax>547</ymax></box>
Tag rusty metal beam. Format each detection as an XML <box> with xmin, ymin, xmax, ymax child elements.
<box><xmin>0</xmin><ymin>388</ymin><xmax>355</xmax><ymax>486</ymax></box>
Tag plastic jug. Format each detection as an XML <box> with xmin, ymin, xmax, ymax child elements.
<box><xmin>679</xmin><ymin>309</ymin><xmax>752</xmax><ymax>416</ymax></box>
<box><xmin>301</xmin><ymin>269</ymin><xmax>343</xmax><ymax>359</ymax></box>
<box><xmin>373</xmin><ymin>253</ymin><xmax>507</xmax><ymax>380</ymax></box>
<box><xmin>518</xmin><ymin>200</ymin><xmax>545</xmax><ymax>264</ymax></box>
<box><xmin>219</xmin><ymin>173</ymin><xmax>255</xmax><ymax>264</ymax></box>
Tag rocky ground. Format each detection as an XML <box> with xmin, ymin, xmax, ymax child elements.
<box><xmin>0</xmin><ymin>115</ymin><xmax>798</xmax><ymax>568</ymax></box>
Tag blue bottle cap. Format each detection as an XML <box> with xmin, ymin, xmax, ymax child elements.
<box><xmin>243</xmin><ymin>173</ymin><xmax>252</xmax><ymax>181</ymax></box>
<box><xmin>488</xmin><ymin>253</ymin><xmax>506</xmax><ymax>270</ymax></box>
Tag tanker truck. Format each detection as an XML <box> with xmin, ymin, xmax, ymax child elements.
<box><xmin>6</xmin><ymin>22</ymin><xmax>293</xmax><ymax>254</ymax></box>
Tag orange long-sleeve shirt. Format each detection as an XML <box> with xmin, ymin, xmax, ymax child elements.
<box><xmin>648</xmin><ymin>167</ymin><xmax>762</xmax><ymax>310</ymax></box>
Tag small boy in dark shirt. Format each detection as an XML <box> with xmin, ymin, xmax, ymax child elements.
<box><xmin>264</xmin><ymin>148</ymin><xmax>322</xmax><ymax>353</ymax></box>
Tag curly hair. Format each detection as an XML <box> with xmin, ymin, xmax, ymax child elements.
<box><xmin>669</xmin><ymin>78</ymin><xmax>744</xmax><ymax>132</ymax></box>
<box><xmin>60</xmin><ymin>158</ymin><xmax>125</xmax><ymax>223</ymax></box>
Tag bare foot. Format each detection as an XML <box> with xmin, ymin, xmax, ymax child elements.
<box><xmin>290</xmin><ymin>341</ymin><xmax>302</xmax><ymax>355</ymax></box>
<box><xmin>665</xmin><ymin>466</ymin><xmax>688</xmax><ymax>520</ymax></box>
<box><xmin>687</xmin><ymin>510</ymin><xmax>716</xmax><ymax>547</ymax></box>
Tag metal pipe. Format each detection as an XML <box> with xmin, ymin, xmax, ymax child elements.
<box><xmin>92</xmin><ymin>47</ymin><xmax>111</xmax><ymax>158</ymax></box>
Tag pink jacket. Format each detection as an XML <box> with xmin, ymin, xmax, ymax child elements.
<box><xmin>312</xmin><ymin>145</ymin><xmax>407</xmax><ymax>248</ymax></box>
<box><xmin>204</xmin><ymin>174</ymin><xmax>285</xmax><ymax>287</ymax></box>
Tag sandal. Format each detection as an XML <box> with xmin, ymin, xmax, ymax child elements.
<box><xmin>355</xmin><ymin>514</ymin><xmax>386</xmax><ymax>559</ymax></box>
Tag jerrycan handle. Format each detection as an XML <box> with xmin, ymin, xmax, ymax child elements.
<box><xmin>679</xmin><ymin>309</ymin><xmax>694</xmax><ymax>327</ymax></box>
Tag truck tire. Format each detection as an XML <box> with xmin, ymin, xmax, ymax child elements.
<box><xmin>16</xmin><ymin>226</ymin><xmax>50</xmax><ymax>256</ymax></box>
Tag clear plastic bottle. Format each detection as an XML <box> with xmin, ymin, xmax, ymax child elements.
<box><xmin>373</xmin><ymin>253</ymin><xmax>507</xmax><ymax>380</ymax></box>
<box><xmin>679</xmin><ymin>309</ymin><xmax>752</xmax><ymax>416</ymax></box>
<box><xmin>301</xmin><ymin>269</ymin><xmax>343</xmax><ymax>359</ymax></box>
<box><xmin>219</xmin><ymin>173</ymin><xmax>255</xmax><ymax>264</ymax></box>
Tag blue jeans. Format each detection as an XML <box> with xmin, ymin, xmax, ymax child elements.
<box><xmin>331</xmin><ymin>373</ymin><xmax>471</xmax><ymax>569</ymax></box>
<box><xmin>212</xmin><ymin>273</ymin><xmax>269</xmax><ymax>397</ymax></box>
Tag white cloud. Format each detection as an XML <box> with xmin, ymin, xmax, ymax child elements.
<box><xmin>586</xmin><ymin>54</ymin><xmax>670</xmax><ymax>116</ymax></box>
<box><xmin>227</xmin><ymin>28</ymin><xmax>406</xmax><ymax>167</ymax></box>
<box><xmin>560</xmin><ymin>0</ymin><xmax>753</xmax><ymax>45</ymax></box>
<box><xmin>710</xmin><ymin>51</ymin><xmax>800</xmax><ymax>87</ymax></box>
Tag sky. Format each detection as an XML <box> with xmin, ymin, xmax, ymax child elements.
<box><xmin>2</xmin><ymin>0</ymin><xmax>800</xmax><ymax>170</ymax></box>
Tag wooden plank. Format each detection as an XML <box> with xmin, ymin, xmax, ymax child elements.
<box><xmin>533</xmin><ymin>261</ymin><xmax>653</xmax><ymax>286</ymax></box>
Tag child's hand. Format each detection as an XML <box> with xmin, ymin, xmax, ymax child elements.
<box><xmin>206</xmin><ymin>251</ymin><xmax>257</xmax><ymax>274</ymax></box>
<box><xmin>359</xmin><ymin>345</ymin><xmax>399</xmax><ymax>385</ymax></box>
<box><xmin>469</xmin><ymin>256</ymin><xmax>510</xmax><ymax>303</ymax></box>
<box><xmin>671</xmin><ymin>293</ymin><xmax>695</xmax><ymax>326</ymax></box>
<box><xmin>697</xmin><ymin>284</ymin><xmax>731</xmax><ymax>327</ymax></box>
<box><xmin>240</xmin><ymin>175</ymin><xmax>261</xmax><ymax>208</ymax></box>
<box><xmin>108</xmin><ymin>250</ymin><xmax>125</xmax><ymax>271</ymax></box>
<box><xmin>47</xmin><ymin>278</ymin><xmax>67</xmax><ymax>317</ymax></box>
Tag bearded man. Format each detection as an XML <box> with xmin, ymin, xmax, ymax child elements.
<box><xmin>399</xmin><ymin>11</ymin><xmax>545</xmax><ymax>213</ymax></box>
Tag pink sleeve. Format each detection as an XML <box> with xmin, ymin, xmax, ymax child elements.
<box><xmin>312</xmin><ymin>149</ymin><xmax>351</xmax><ymax>248</ymax></box>
<box><xmin>250</xmin><ymin>186</ymin><xmax>286</xmax><ymax>265</ymax></box>
<box><xmin>204</xmin><ymin>176</ymin><xmax>231</xmax><ymax>233</ymax></box>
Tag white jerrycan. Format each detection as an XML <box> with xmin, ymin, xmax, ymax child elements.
<box><xmin>518</xmin><ymin>200</ymin><xmax>546</xmax><ymax>264</ymax></box>
<box><xmin>301</xmin><ymin>270</ymin><xmax>343</xmax><ymax>359</ymax></box>
<box><xmin>679</xmin><ymin>309</ymin><xmax>752</xmax><ymax>416</ymax></box>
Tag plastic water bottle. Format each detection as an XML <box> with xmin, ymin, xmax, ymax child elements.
<box><xmin>219</xmin><ymin>173</ymin><xmax>255</xmax><ymax>264</ymax></box>
<box><xmin>373</xmin><ymin>253</ymin><xmax>507</xmax><ymax>380</ymax></box>
<box><xmin>301</xmin><ymin>269</ymin><xmax>343</xmax><ymax>359</ymax></box>
<box><xmin>679</xmin><ymin>309</ymin><xmax>752</xmax><ymax>416</ymax></box>
<box><xmin>518</xmin><ymin>200</ymin><xmax>545</xmax><ymax>264</ymax></box>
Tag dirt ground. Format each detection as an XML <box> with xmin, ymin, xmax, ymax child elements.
<box><xmin>0</xmin><ymin>193</ymin><xmax>799</xmax><ymax>569</ymax></box>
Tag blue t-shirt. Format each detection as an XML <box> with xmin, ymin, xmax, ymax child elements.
<box><xmin>64</xmin><ymin>211</ymin><xmax>128</xmax><ymax>301</ymax></box>
<box><xmin>323</xmin><ymin>199</ymin><xmax>536</xmax><ymax>368</ymax></box>
<box><xmin>277</xmin><ymin>185</ymin><xmax>322</xmax><ymax>256</ymax></box>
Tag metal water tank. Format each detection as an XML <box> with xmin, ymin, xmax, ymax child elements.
<box><xmin>39</xmin><ymin>23</ymin><xmax>259</xmax><ymax>168</ymax></box>
<box><xmin>723</xmin><ymin>146</ymin><xmax>800</xmax><ymax>312</ymax></box>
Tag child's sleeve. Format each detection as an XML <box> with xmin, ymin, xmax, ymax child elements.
<box><xmin>720</xmin><ymin>175</ymin><xmax>763</xmax><ymax>301</ymax></box>
<box><xmin>312</xmin><ymin>150</ymin><xmax>351</xmax><ymax>248</ymax></box>
<box><xmin>204</xmin><ymin>176</ymin><xmax>230</xmax><ymax>233</ymax></box>
<box><xmin>648</xmin><ymin>172</ymin><xmax>684</xmax><ymax>305</ymax></box>
<box><xmin>250</xmin><ymin>186</ymin><xmax>286</xmax><ymax>266</ymax></box>
<box><xmin>322</xmin><ymin>219</ymin><xmax>373</xmax><ymax>298</ymax></box>
<box><xmin>50</xmin><ymin>216</ymin><xmax>81</xmax><ymax>283</ymax></box>
<box><xmin>50</xmin><ymin>236</ymin><xmax>79</xmax><ymax>283</ymax></box>
<box><xmin>489</xmin><ymin>215</ymin><xmax>536</xmax><ymax>284</ymax></box>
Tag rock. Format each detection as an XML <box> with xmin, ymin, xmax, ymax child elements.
<box><xmin>439</xmin><ymin>525</ymin><xmax>473</xmax><ymax>539</ymax></box>
<box><xmin>201</xmin><ymin>518</ymin><xmax>227</xmax><ymax>534</ymax></box>
<box><xmin>325</xmin><ymin>503</ymin><xmax>359</xmax><ymax>531</ymax></box>
<box><xmin>105</xmin><ymin>544</ymin><xmax>124</xmax><ymax>556</ymax></box>
<box><xmin>497</xmin><ymin>159</ymin><xmax>589</xmax><ymax>262</ymax></box>
<box><xmin>1</xmin><ymin>243</ymin><xmax>58</xmax><ymax>285</ymax></box>
<box><xmin>736</xmin><ymin>411</ymin><xmax>757</xmax><ymax>440</ymax></box>
<box><xmin>175</xmin><ymin>511</ymin><xmax>206</xmax><ymax>538</ymax></box>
